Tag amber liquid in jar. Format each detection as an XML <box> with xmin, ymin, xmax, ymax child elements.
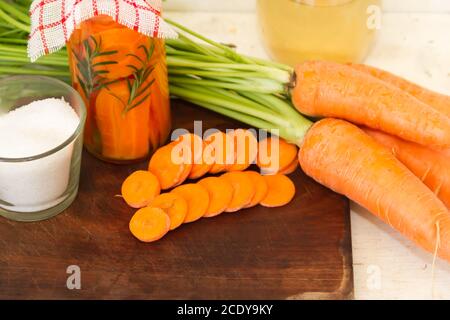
<box><xmin>257</xmin><ymin>0</ymin><xmax>381</xmax><ymax>65</ymax></box>
<box><xmin>67</xmin><ymin>16</ymin><xmax>171</xmax><ymax>163</ymax></box>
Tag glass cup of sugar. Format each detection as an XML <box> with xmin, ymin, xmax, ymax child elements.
<box><xmin>0</xmin><ymin>76</ymin><xmax>86</xmax><ymax>221</ymax></box>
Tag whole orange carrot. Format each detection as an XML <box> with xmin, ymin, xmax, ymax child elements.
<box><xmin>349</xmin><ymin>63</ymin><xmax>450</xmax><ymax>119</ymax></box>
<box><xmin>298</xmin><ymin>118</ymin><xmax>450</xmax><ymax>261</ymax></box>
<box><xmin>363</xmin><ymin>127</ymin><xmax>450</xmax><ymax>209</ymax></box>
<box><xmin>161</xmin><ymin>23</ymin><xmax>450</xmax><ymax>260</ymax></box>
<box><xmin>291</xmin><ymin>61</ymin><xmax>450</xmax><ymax>150</ymax></box>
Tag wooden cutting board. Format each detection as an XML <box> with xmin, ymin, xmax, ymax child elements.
<box><xmin>0</xmin><ymin>100</ymin><xmax>353</xmax><ymax>299</ymax></box>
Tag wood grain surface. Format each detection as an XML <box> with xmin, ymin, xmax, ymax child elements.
<box><xmin>0</xmin><ymin>100</ymin><xmax>353</xmax><ymax>299</ymax></box>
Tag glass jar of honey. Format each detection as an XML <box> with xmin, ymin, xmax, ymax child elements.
<box><xmin>257</xmin><ymin>0</ymin><xmax>382</xmax><ymax>66</ymax></box>
<box><xmin>67</xmin><ymin>16</ymin><xmax>171</xmax><ymax>163</ymax></box>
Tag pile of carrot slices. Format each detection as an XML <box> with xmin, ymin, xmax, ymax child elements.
<box><xmin>121</xmin><ymin>130</ymin><xmax>298</xmax><ymax>242</ymax></box>
<box><xmin>147</xmin><ymin>131</ymin><xmax>299</xmax><ymax>189</ymax></box>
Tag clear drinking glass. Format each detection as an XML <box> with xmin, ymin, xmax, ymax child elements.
<box><xmin>0</xmin><ymin>76</ymin><xmax>86</xmax><ymax>222</ymax></box>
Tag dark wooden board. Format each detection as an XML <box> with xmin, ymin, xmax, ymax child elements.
<box><xmin>0</xmin><ymin>100</ymin><xmax>353</xmax><ymax>299</ymax></box>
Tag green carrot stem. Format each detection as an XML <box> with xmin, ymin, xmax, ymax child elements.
<box><xmin>183</xmin><ymin>97</ymin><xmax>279</xmax><ymax>132</ymax></box>
<box><xmin>168</xmin><ymin>67</ymin><xmax>275</xmax><ymax>79</ymax></box>
<box><xmin>167</xmin><ymin>56</ymin><xmax>290</xmax><ymax>83</ymax></box>
<box><xmin>221</xmin><ymin>76</ymin><xmax>285</xmax><ymax>89</ymax></box>
<box><xmin>177</xmin><ymin>83</ymin><xmax>277</xmax><ymax>115</ymax></box>
<box><xmin>166</xmin><ymin>18</ymin><xmax>254</xmax><ymax>65</ymax></box>
<box><xmin>245</xmin><ymin>55</ymin><xmax>293</xmax><ymax>73</ymax></box>
<box><xmin>0</xmin><ymin>29</ymin><xmax>23</xmax><ymax>37</ymax></box>
<box><xmin>176</xmin><ymin>33</ymin><xmax>231</xmax><ymax>63</ymax></box>
<box><xmin>0</xmin><ymin>66</ymin><xmax>70</xmax><ymax>77</ymax></box>
<box><xmin>0</xmin><ymin>48</ymin><xmax>68</xmax><ymax>61</ymax></box>
<box><xmin>165</xmin><ymin>47</ymin><xmax>226</xmax><ymax>63</ymax></box>
<box><xmin>165</xmin><ymin>39</ymin><xmax>199</xmax><ymax>54</ymax></box>
<box><xmin>0</xmin><ymin>8</ymin><xmax>29</xmax><ymax>32</ymax></box>
<box><xmin>0</xmin><ymin>51</ymin><xmax>68</xmax><ymax>62</ymax></box>
<box><xmin>170</xmin><ymin>86</ymin><xmax>310</xmax><ymax>144</ymax></box>
<box><xmin>239</xmin><ymin>91</ymin><xmax>300</xmax><ymax>120</ymax></box>
<box><xmin>0</xmin><ymin>43</ymin><xmax>67</xmax><ymax>55</ymax></box>
<box><xmin>0</xmin><ymin>38</ymin><xmax>29</xmax><ymax>44</ymax></box>
<box><xmin>0</xmin><ymin>55</ymin><xmax>68</xmax><ymax>66</ymax></box>
<box><xmin>0</xmin><ymin>44</ymin><xmax>32</xmax><ymax>54</ymax></box>
<box><xmin>169</xmin><ymin>75</ymin><xmax>285</xmax><ymax>94</ymax></box>
<box><xmin>0</xmin><ymin>22</ymin><xmax>14</xmax><ymax>29</ymax></box>
<box><xmin>165</xmin><ymin>38</ymin><xmax>292</xmax><ymax>73</ymax></box>
<box><xmin>0</xmin><ymin>1</ymin><xmax>30</xmax><ymax>24</ymax></box>
<box><xmin>169</xmin><ymin>84</ymin><xmax>290</xmax><ymax>127</ymax></box>
<box><xmin>170</xmin><ymin>83</ymin><xmax>283</xmax><ymax>124</ymax></box>
<box><xmin>167</xmin><ymin>56</ymin><xmax>290</xmax><ymax>85</ymax></box>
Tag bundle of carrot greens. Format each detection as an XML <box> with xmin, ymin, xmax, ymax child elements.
<box><xmin>1</xmin><ymin>0</ymin><xmax>450</xmax><ymax>264</ymax></box>
<box><xmin>0</xmin><ymin>1</ymin><xmax>310</xmax><ymax>144</ymax></box>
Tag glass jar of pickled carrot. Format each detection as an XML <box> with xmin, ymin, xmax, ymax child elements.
<box><xmin>257</xmin><ymin>0</ymin><xmax>382</xmax><ymax>65</ymax></box>
<box><xmin>67</xmin><ymin>15</ymin><xmax>171</xmax><ymax>163</ymax></box>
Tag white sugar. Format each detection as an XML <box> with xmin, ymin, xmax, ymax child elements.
<box><xmin>0</xmin><ymin>98</ymin><xmax>80</xmax><ymax>213</ymax></box>
<box><xmin>0</xmin><ymin>98</ymin><xmax>79</xmax><ymax>158</ymax></box>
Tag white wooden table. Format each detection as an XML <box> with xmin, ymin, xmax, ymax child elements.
<box><xmin>165</xmin><ymin>11</ymin><xmax>450</xmax><ymax>299</ymax></box>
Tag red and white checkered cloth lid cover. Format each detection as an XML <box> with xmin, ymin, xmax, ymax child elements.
<box><xmin>27</xmin><ymin>0</ymin><xmax>177</xmax><ymax>62</ymax></box>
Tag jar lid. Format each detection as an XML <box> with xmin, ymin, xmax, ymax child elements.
<box><xmin>27</xmin><ymin>0</ymin><xmax>177</xmax><ymax>62</ymax></box>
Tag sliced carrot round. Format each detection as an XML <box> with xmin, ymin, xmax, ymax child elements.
<box><xmin>148</xmin><ymin>143</ymin><xmax>192</xmax><ymax>190</ymax></box>
<box><xmin>171</xmin><ymin>183</ymin><xmax>210</xmax><ymax>223</ymax></box>
<box><xmin>243</xmin><ymin>171</ymin><xmax>269</xmax><ymax>208</ymax></box>
<box><xmin>189</xmin><ymin>140</ymin><xmax>214</xmax><ymax>179</ymax></box>
<box><xmin>198</xmin><ymin>177</ymin><xmax>234</xmax><ymax>217</ymax></box>
<box><xmin>173</xmin><ymin>133</ymin><xmax>204</xmax><ymax>165</ymax></box>
<box><xmin>227</xmin><ymin>129</ymin><xmax>258</xmax><ymax>172</ymax></box>
<box><xmin>221</xmin><ymin>171</ymin><xmax>255</xmax><ymax>212</ymax></box>
<box><xmin>171</xmin><ymin>142</ymin><xmax>193</xmax><ymax>187</ymax></box>
<box><xmin>260</xmin><ymin>174</ymin><xmax>296</xmax><ymax>207</ymax></box>
<box><xmin>205</xmin><ymin>131</ymin><xmax>234</xmax><ymax>174</ymax></box>
<box><xmin>257</xmin><ymin>137</ymin><xmax>298</xmax><ymax>175</ymax></box>
<box><xmin>121</xmin><ymin>170</ymin><xmax>160</xmax><ymax>208</ymax></box>
<box><xmin>278</xmin><ymin>158</ymin><xmax>299</xmax><ymax>175</ymax></box>
<box><xmin>129</xmin><ymin>207</ymin><xmax>170</xmax><ymax>243</ymax></box>
<box><xmin>149</xmin><ymin>193</ymin><xmax>188</xmax><ymax>230</ymax></box>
